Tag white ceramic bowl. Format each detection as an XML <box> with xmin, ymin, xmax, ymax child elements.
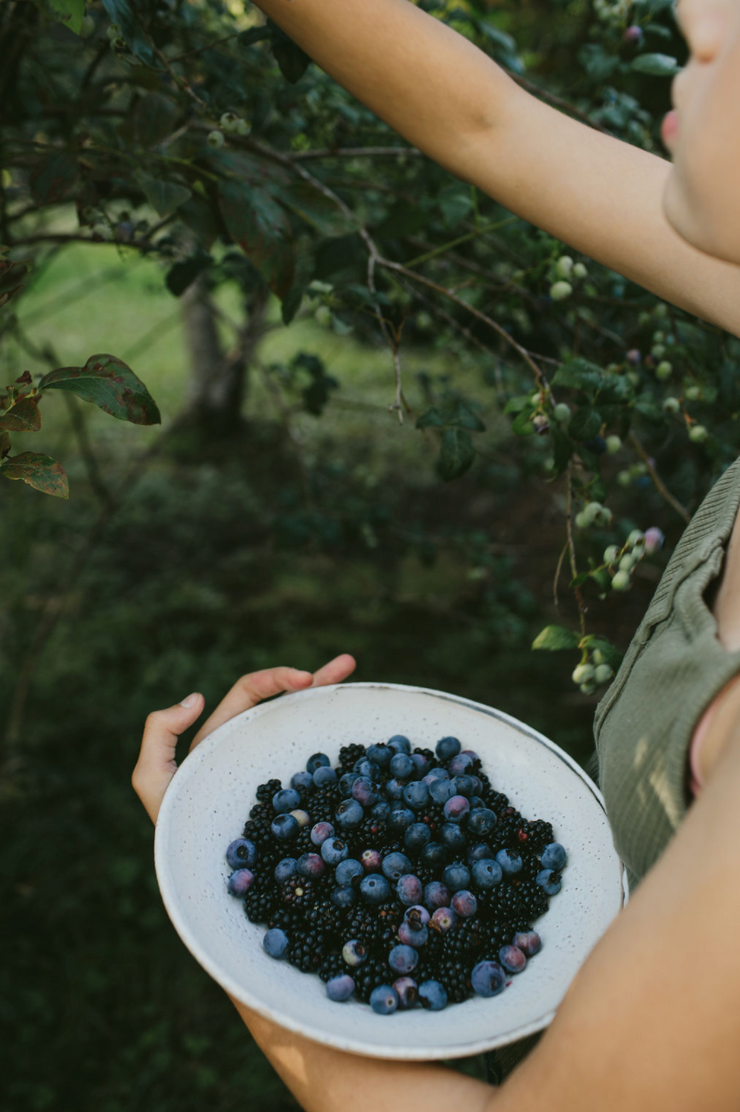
<box><xmin>155</xmin><ymin>681</ymin><xmax>627</xmax><ymax>1060</ymax></box>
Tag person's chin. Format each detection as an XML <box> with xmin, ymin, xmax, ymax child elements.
<box><xmin>662</xmin><ymin>162</ymin><xmax>740</xmax><ymax>266</ymax></box>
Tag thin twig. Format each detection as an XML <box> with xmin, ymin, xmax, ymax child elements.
<box><xmin>628</xmin><ymin>431</ymin><xmax>691</xmax><ymax>523</ymax></box>
<box><xmin>553</xmin><ymin>539</ymin><xmax>569</xmax><ymax>609</ymax></box>
<box><xmin>565</xmin><ymin>462</ymin><xmax>587</xmax><ymax>635</ymax></box>
<box><xmin>289</xmin><ymin>146</ymin><xmax>425</xmax><ymax>162</ymax></box>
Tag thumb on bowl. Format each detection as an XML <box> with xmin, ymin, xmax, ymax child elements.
<box><xmin>133</xmin><ymin>693</ymin><xmax>205</xmax><ymax>824</ymax></box>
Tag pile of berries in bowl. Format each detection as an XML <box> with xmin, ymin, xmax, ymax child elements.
<box><xmin>154</xmin><ymin>682</ymin><xmax>626</xmax><ymax>1059</ymax></box>
<box><xmin>227</xmin><ymin>734</ymin><xmax>568</xmax><ymax>1015</ymax></box>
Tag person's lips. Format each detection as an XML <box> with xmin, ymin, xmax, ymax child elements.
<box><xmin>661</xmin><ymin>109</ymin><xmax>679</xmax><ymax>146</ymax></box>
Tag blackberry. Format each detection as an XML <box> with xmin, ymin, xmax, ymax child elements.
<box><xmin>242</xmin><ymin>816</ymin><xmax>273</xmax><ymax>852</ymax></box>
<box><xmin>289</xmin><ymin>927</ymin><xmax>329</xmax><ymax>973</ymax></box>
<box><xmin>518</xmin><ymin>819</ymin><xmax>555</xmax><ymax>853</ymax></box>
<box><xmin>354</xmin><ymin>814</ymin><xmax>387</xmax><ymax>848</ymax></box>
<box><xmin>442</xmin><ymin>918</ymin><xmax>486</xmax><ymax>959</ymax></box>
<box><xmin>338</xmin><ymin>743</ymin><xmax>366</xmax><ymax>773</ymax></box>
<box><xmin>377</xmin><ymin>838</ymin><xmax>403</xmax><ymax>857</ymax></box>
<box><xmin>413</xmin><ymin>746</ymin><xmax>435</xmax><ymax>763</ymax></box>
<box><xmin>519</xmin><ymin>854</ymin><xmax>543</xmax><ymax>883</ymax></box>
<box><xmin>436</xmin><ymin>957</ymin><xmax>470</xmax><ymax>1004</ymax></box>
<box><xmin>305</xmin><ymin>898</ymin><xmax>347</xmax><ymax>936</ymax></box>
<box><xmin>495</xmin><ymin>883</ymin><xmax>525</xmax><ymax>922</ymax></box>
<box><xmin>308</xmin><ymin>783</ymin><xmax>341</xmax><ymax>825</ymax></box>
<box><xmin>485</xmin><ymin>789</ymin><xmax>510</xmax><ymax>815</ymax></box>
<box><xmin>515</xmin><ymin>879</ymin><xmax>550</xmax><ymax>921</ymax></box>
<box><xmin>418</xmin><ymin>802</ymin><xmax>445</xmax><ymax>835</ymax></box>
<box><xmin>256</xmin><ymin>778</ymin><xmax>282</xmax><ymax>803</ymax></box>
<box><xmin>294</xmin><ymin>827</ymin><xmax>313</xmax><ymax>855</ymax></box>
<box><xmin>482</xmin><ymin>919</ymin><xmax>512</xmax><ymax>954</ymax></box>
<box><xmin>353</xmin><ymin>957</ymin><xmax>391</xmax><ymax>1003</ymax></box>
<box><xmin>318</xmin><ymin>952</ymin><xmax>347</xmax><ymax>983</ymax></box>
<box><xmin>249</xmin><ymin>799</ymin><xmax>274</xmax><ymax>822</ymax></box>
<box><xmin>279</xmin><ymin>875</ymin><xmax>316</xmax><ymax>912</ymax></box>
<box><xmin>346</xmin><ymin>902</ymin><xmax>402</xmax><ymax>950</ymax></box>
<box><xmin>267</xmin><ymin>907</ymin><xmax>301</xmax><ymax>932</ymax></box>
<box><xmin>244</xmin><ymin>887</ymin><xmax>276</xmax><ymax>924</ymax></box>
<box><xmin>415</xmin><ymin>926</ymin><xmax>444</xmax><ymax>980</ymax></box>
<box><xmin>491</xmin><ymin>806</ymin><xmax>524</xmax><ymax>852</ymax></box>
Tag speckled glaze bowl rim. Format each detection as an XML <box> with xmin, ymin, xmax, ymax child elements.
<box><xmin>154</xmin><ymin>681</ymin><xmax>629</xmax><ymax>1060</ymax></box>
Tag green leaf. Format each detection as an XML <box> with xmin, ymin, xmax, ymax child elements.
<box><xmin>218</xmin><ymin>180</ymin><xmax>295</xmax><ymax>301</ymax></box>
<box><xmin>569</xmin><ymin>572</ymin><xmax>590</xmax><ymax>588</ymax></box>
<box><xmin>438</xmin><ymin>427</ymin><xmax>475</xmax><ymax>481</ymax></box>
<box><xmin>630</xmin><ymin>53</ymin><xmax>681</xmax><ymax>76</ymax></box>
<box><xmin>48</xmin><ymin>0</ymin><xmax>84</xmax><ymax>33</ymax></box>
<box><xmin>277</xmin><ymin>182</ymin><xmax>359</xmax><ymax>238</ymax></box>
<box><xmin>634</xmin><ymin>397</ymin><xmax>665</xmax><ymax>424</ymax></box>
<box><xmin>438</xmin><ymin>184</ymin><xmax>473</xmax><ymax>229</ymax></box>
<box><xmin>1</xmin><ymin>453</ymin><xmax>68</xmax><ymax>498</ymax></box>
<box><xmin>511</xmin><ymin>409</ymin><xmax>535</xmax><ymax>436</ymax></box>
<box><xmin>166</xmin><ymin>255</ymin><xmax>211</xmax><ymax>297</ymax></box>
<box><xmin>0</xmin><ymin>255</ymin><xmax>32</xmax><ymax>308</ymax></box>
<box><xmin>551</xmin><ymin>426</ymin><xmax>573</xmax><ymax>475</ymax></box>
<box><xmin>446</xmin><ymin>400</ymin><xmax>485</xmax><ymax>432</ymax></box>
<box><xmin>101</xmin><ymin>0</ymin><xmax>156</xmax><ymax>65</ymax></box>
<box><xmin>568</xmin><ymin>407</ymin><xmax>602</xmax><ymax>441</ymax></box>
<box><xmin>0</xmin><ymin>397</ymin><xmax>41</xmax><ymax>432</ymax></box>
<box><xmin>178</xmin><ymin>197</ymin><xmax>220</xmax><ymax>252</ymax></box>
<box><xmin>552</xmin><ymin>358</ymin><xmax>609</xmax><ymax>393</ymax></box>
<box><xmin>38</xmin><ymin>354</ymin><xmax>161</xmax><ymax>425</ymax></box>
<box><xmin>417</xmin><ymin>407</ymin><xmax>446</xmax><ymax>430</ymax></box>
<box><xmin>584</xmin><ymin>636</ymin><xmax>624</xmax><ymax>671</ymax></box>
<box><xmin>133</xmin><ymin>93</ymin><xmax>179</xmax><ymax>147</ymax></box>
<box><xmin>267</xmin><ymin>18</ymin><xmax>311</xmax><ymax>83</ymax></box>
<box><xmin>475</xmin><ymin>21</ymin><xmax>517</xmax><ymax>53</ymax></box>
<box><xmin>532</xmin><ymin>625</ymin><xmax>581</xmax><ymax>650</ymax></box>
<box><xmin>137</xmin><ymin>174</ymin><xmax>192</xmax><ymax>218</ymax></box>
<box><xmin>0</xmin><ymin>430</ymin><xmax>10</xmax><ymax>457</ymax></box>
<box><xmin>292</xmin><ymin>353</ymin><xmax>338</xmax><ymax>416</ymax></box>
<box><xmin>504</xmin><ymin>394</ymin><xmax>533</xmax><ymax>415</ymax></box>
<box><xmin>281</xmin><ymin>284</ymin><xmax>306</xmax><ymax>326</ymax></box>
<box><xmin>30</xmin><ymin>152</ymin><xmax>79</xmax><ymax>205</ymax></box>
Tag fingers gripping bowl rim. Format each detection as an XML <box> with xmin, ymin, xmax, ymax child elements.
<box><xmin>154</xmin><ymin>682</ymin><xmax>628</xmax><ymax>1060</ymax></box>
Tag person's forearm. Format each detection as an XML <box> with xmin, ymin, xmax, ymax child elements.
<box><xmin>251</xmin><ymin>0</ymin><xmax>516</xmax><ymax>176</ymax></box>
<box><xmin>229</xmin><ymin>993</ymin><xmax>498</xmax><ymax>1112</ymax></box>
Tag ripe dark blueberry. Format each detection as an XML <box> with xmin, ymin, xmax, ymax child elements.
<box><xmin>495</xmin><ymin>848</ymin><xmax>523</xmax><ymax>876</ymax></box>
<box><xmin>360</xmin><ymin>849</ymin><xmax>382</xmax><ymax>873</ymax></box>
<box><xmin>431</xmin><ymin>906</ymin><xmax>457</xmax><ymax>932</ymax></box>
<box><xmin>396</xmin><ymin>874</ymin><xmax>423</xmax><ymax>906</ymax></box>
<box><xmin>424</xmin><ymin>767</ymin><xmax>450</xmax><ymax>784</ymax></box>
<box><xmin>335</xmin><ymin>799</ymin><xmax>364</xmax><ymax>830</ymax></box>
<box><xmin>331</xmin><ymin>885</ymin><xmax>357</xmax><ymax>909</ymax></box>
<box><xmin>436</xmin><ymin>736</ymin><xmax>461</xmax><ymax>761</ymax></box>
<box><xmin>354</xmin><ymin>758</ymin><xmax>381</xmax><ymax>782</ymax></box>
<box><xmin>409</xmin><ymin>753</ymin><xmax>430</xmax><ymax>779</ymax></box>
<box><xmin>451</xmin><ymin>889</ymin><xmax>478</xmax><ymax>918</ymax></box>
<box><xmin>513</xmin><ymin>930</ymin><xmax>542</xmax><ymax>956</ymax></box>
<box><xmin>393</xmin><ymin>976</ymin><xmax>419</xmax><ymax>1009</ymax></box>
<box><xmin>541</xmin><ymin>842</ymin><xmax>567</xmax><ymax>870</ymax></box>
<box><xmin>405</xmin><ymin>904</ymin><xmax>430</xmax><ymax>926</ymax></box>
<box><xmin>342</xmin><ymin>938</ymin><xmax>368</xmax><ymax>967</ymax></box>
<box><xmin>372</xmin><ymin>800</ymin><xmax>391</xmax><ymax>821</ymax></box>
<box><xmin>405</xmin><ymin>822</ymin><xmax>432</xmax><ymax>852</ymax></box>
<box><xmin>321</xmin><ymin>837</ymin><xmax>350</xmax><ymax>865</ymax></box>
<box><xmin>403</xmin><ymin>781</ymin><xmax>430</xmax><ymax>811</ymax></box>
<box><xmin>387</xmin><ymin>734</ymin><xmax>411</xmax><ymax>755</ymax></box>
<box><xmin>291</xmin><ymin>770</ymin><xmax>314</xmax><ymax>795</ymax></box>
<box><xmin>448</xmin><ymin>752</ymin><xmax>475</xmax><ymax>776</ymax></box>
<box><xmin>381</xmin><ymin>851</ymin><xmax>412</xmax><ymax>881</ymax></box>
<box><xmin>351</xmin><ymin>776</ymin><xmax>378</xmax><ymax>807</ymax></box>
<box><xmin>370</xmin><ymin>985</ymin><xmax>399</xmax><ymax>1015</ymax></box>
<box><xmin>274</xmin><ymin>857</ymin><xmax>297</xmax><ymax>882</ymax></box>
<box><xmin>467</xmin><ymin>808</ymin><xmax>497</xmax><ymax>837</ymax></box>
<box><xmin>310</xmin><ymin>821</ymin><xmax>334</xmax><ymax>847</ymax></box>
<box><xmin>452</xmin><ymin>775</ymin><xmax>476</xmax><ymax>798</ymax></box>
<box><xmin>499</xmin><ymin>944</ymin><xmax>526</xmax><ymax>973</ymax></box>
<box><xmin>326</xmin><ymin>974</ymin><xmax>355</xmax><ymax>1002</ymax></box>
<box><xmin>272</xmin><ymin>814</ymin><xmax>301</xmax><ymax>842</ymax></box>
<box><xmin>418</xmin><ymin>980</ymin><xmax>447</xmax><ymax>1010</ymax></box>
<box><xmin>336</xmin><ymin>858</ymin><xmax>364</xmax><ymax>886</ymax></box>
<box><xmin>263</xmin><ymin>928</ymin><xmax>290</xmax><ymax>959</ymax></box>
<box><xmin>307</xmin><ymin>753</ymin><xmax>331</xmax><ymax>774</ymax></box>
<box><xmin>367</xmin><ymin>744</ymin><xmax>392</xmax><ymax>768</ymax></box>
<box><xmin>273</xmin><ymin>788</ymin><xmax>301</xmax><ymax>814</ymax></box>
<box><xmin>420</xmin><ymin>842</ymin><xmax>447</xmax><ymax>870</ymax></box>
<box><xmin>443</xmin><ymin>795</ymin><xmax>470</xmax><ymax>824</ymax></box>
<box><xmin>471</xmin><ymin>858</ymin><xmax>503</xmax><ymax>889</ymax></box>
<box><xmin>398</xmin><ymin>920</ymin><xmax>428</xmax><ymax>947</ymax></box>
<box><xmin>468</xmin><ymin>843</ymin><xmax>494</xmax><ymax>865</ymax></box>
<box><xmin>384</xmin><ymin>777</ymin><xmax>405</xmax><ymax>801</ymax></box>
<box><xmin>360</xmin><ymin>873</ymin><xmax>392</xmax><ymax>905</ymax></box>
<box><xmin>339</xmin><ymin>772</ymin><xmax>359</xmax><ymax>796</ymax></box>
<box><xmin>227</xmin><ymin>868</ymin><xmax>255</xmax><ymax>896</ymax></box>
<box><xmin>424</xmin><ymin>881</ymin><xmax>450</xmax><ymax>911</ymax></box>
<box><xmin>428</xmin><ymin>779</ymin><xmax>455</xmax><ymax>808</ymax></box>
<box><xmin>536</xmin><ymin>868</ymin><xmax>562</xmax><ymax>895</ymax></box>
<box><xmin>388</xmin><ymin>806</ymin><xmax>414</xmax><ymax>833</ymax></box>
<box><xmin>389</xmin><ymin>943</ymin><xmax>418</xmax><ymax>975</ymax></box>
<box><xmin>443</xmin><ymin>862</ymin><xmax>471</xmax><ymax>893</ymax></box>
<box><xmin>313</xmin><ymin>765</ymin><xmax>337</xmax><ymax>788</ymax></box>
<box><xmin>471</xmin><ymin>960</ymin><xmax>507</xmax><ymax>997</ymax></box>
<box><xmin>226</xmin><ymin>838</ymin><xmax>257</xmax><ymax>870</ymax></box>
<box><xmin>439</xmin><ymin>822</ymin><xmax>467</xmax><ymax>853</ymax></box>
<box><xmin>297</xmin><ymin>853</ymin><xmax>326</xmax><ymax>879</ymax></box>
<box><xmin>390</xmin><ymin>753</ymin><xmax>414</xmax><ymax>780</ymax></box>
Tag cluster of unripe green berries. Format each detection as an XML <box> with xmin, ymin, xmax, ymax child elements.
<box><xmin>594</xmin><ymin>0</ymin><xmax>631</xmax><ymax>24</ymax></box>
<box><xmin>572</xmin><ymin>651</ymin><xmax>614</xmax><ymax>696</ymax></box>
<box><xmin>549</xmin><ymin>255</ymin><xmax>588</xmax><ymax>302</ymax></box>
<box><xmin>300</xmin><ymin>280</ymin><xmax>335</xmax><ymax>327</ymax></box>
<box><xmin>604</xmin><ymin>526</ymin><xmax>664</xmax><ymax>592</ymax></box>
<box><xmin>207</xmin><ymin>113</ymin><xmax>250</xmax><ymax>149</ymax></box>
<box><xmin>574</xmin><ymin>501</ymin><xmax>613</xmax><ymax>530</ymax></box>
<box><xmin>616</xmin><ymin>461</ymin><xmax>649</xmax><ymax>488</ymax></box>
<box><xmin>106</xmin><ymin>22</ymin><xmax>126</xmax><ymax>50</ymax></box>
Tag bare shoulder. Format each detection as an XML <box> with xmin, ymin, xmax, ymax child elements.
<box><xmin>456</xmin><ymin>86</ymin><xmax>740</xmax><ymax>338</ymax></box>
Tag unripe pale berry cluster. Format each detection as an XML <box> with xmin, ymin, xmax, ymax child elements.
<box><xmin>548</xmin><ymin>255</ymin><xmax>588</xmax><ymax>303</ymax></box>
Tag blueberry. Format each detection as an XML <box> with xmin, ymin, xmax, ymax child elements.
<box><xmin>430</xmin><ymin>906</ymin><xmax>457</xmax><ymax>933</ymax></box>
<box><xmin>403</xmin><ymin>781</ymin><xmax>430</xmax><ymax>811</ymax></box>
<box><xmin>313</xmin><ymin>765</ymin><xmax>337</xmax><ymax>788</ymax></box>
<box><xmin>423</xmin><ymin>881</ymin><xmax>450</xmax><ymax>911</ymax></box>
<box><xmin>289</xmin><ymin>809</ymin><xmax>310</xmax><ymax>828</ymax></box>
<box><xmin>290</xmin><ymin>771</ymin><xmax>314</xmax><ymax>795</ymax></box>
<box><xmin>360</xmin><ymin>873</ymin><xmax>392</xmax><ymax>905</ymax></box>
<box><xmin>354</xmin><ymin>758</ymin><xmax>381</xmax><ymax>782</ymax></box>
<box><xmin>404</xmin><ymin>822</ymin><xmax>432</xmax><ymax>853</ymax></box>
<box><xmin>310</xmin><ymin>821</ymin><xmax>334</xmax><ymax>847</ymax></box>
<box><xmin>326</xmin><ymin>974</ymin><xmax>355</xmax><ymax>1002</ymax></box>
<box><xmin>384</xmin><ymin>778</ymin><xmax>406</xmax><ymax>801</ymax></box>
<box><xmin>371</xmin><ymin>800</ymin><xmax>391</xmax><ymax>822</ymax></box>
<box><xmin>342</xmin><ymin>939</ymin><xmax>368</xmax><ymax>967</ymax></box>
<box><xmin>351</xmin><ymin>776</ymin><xmax>378</xmax><ymax>807</ymax></box>
<box><xmin>331</xmin><ymin>885</ymin><xmax>357</xmax><ymax>909</ymax></box>
<box><xmin>468</xmin><ymin>775</ymin><xmax>482</xmax><ymax>795</ymax></box>
<box><xmin>367</xmin><ymin>744</ymin><xmax>392</xmax><ymax>768</ymax></box>
<box><xmin>448</xmin><ymin>752</ymin><xmax>476</xmax><ymax>776</ymax></box>
<box><xmin>381</xmin><ymin>851</ymin><xmax>412</xmax><ymax>882</ymax></box>
<box><xmin>418</xmin><ymin>980</ymin><xmax>447</xmax><ymax>1010</ymax></box>
<box><xmin>388</xmin><ymin>806</ymin><xmax>414</xmax><ymax>833</ymax></box>
<box><xmin>404</xmin><ymin>904</ymin><xmax>430</xmax><ymax>926</ymax></box>
<box><xmin>495</xmin><ymin>848</ymin><xmax>523</xmax><ymax>876</ymax></box>
<box><xmin>541</xmin><ymin>842</ymin><xmax>567</xmax><ymax>871</ymax></box>
<box><xmin>226</xmin><ymin>838</ymin><xmax>257</xmax><ymax>870</ymax></box>
<box><xmin>460</xmin><ymin>749</ymin><xmax>480</xmax><ymax>768</ymax></box>
<box><xmin>398</xmin><ymin>919</ymin><xmax>428</xmax><ymax>947</ymax></box>
<box><xmin>360</xmin><ymin>848</ymin><xmax>382</xmax><ymax>872</ymax></box>
<box><xmin>339</xmin><ymin>772</ymin><xmax>359</xmax><ymax>796</ymax></box>
<box><xmin>321</xmin><ymin>837</ymin><xmax>350</xmax><ymax>865</ymax></box>
<box><xmin>467</xmin><ymin>808</ymin><xmax>497</xmax><ymax>837</ymax></box>
<box><xmin>273</xmin><ymin>788</ymin><xmax>301</xmax><ymax>814</ymax></box>
<box><xmin>467</xmin><ymin>843</ymin><xmax>494</xmax><ymax>865</ymax></box>
<box><xmin>471</xmin><ymin>858</ymin><xmax>503</xmax><ymax>889</ymax></box>
<box><xmin>513</xmin><ymin>930</ymin><xmax>542</xmax><ymax>956</ymax></box>
<box><xmin>429</xmin><ymin>774</ymin><xmax>455</xmax><ymax>802</ymax></box>
<box><xmin>335</xmin><ymin>858</ymin><xmax>364</xmax><ymax>886</ymax></box>
<box><xmin>393</xmin><ymin>977</ymin><xmax>419</xmax><ymax>1009</ymax></box>
<box><xmin>227</xmin><ymin>868</ymin><xmax>254</xmax><ymax>896</ymax></box>
<box><xmin>335</xmin><ymin>799</ymin><xmax>364</xmax><ymax>830</ymax></box>
<box><xmin>389</xmin><ymin>753</ymin><xmax>414</xmax><ymax>780</ymax></box>
<box><xmin>468</xmin><ymin>796</ymin><xmax>485</xmax><ymax>810</ymax></box>
<box><xmin>306</xmin><ymin>753</ymin><xmax>331</xmax><ymax>774</ymax></box>
<box><xmin>271</xmin><ymin>814</ymin><xmax>300</xmax><ymax>842</ymax></box>
<box><xmin>443</xmin><ymin>862</ymin><xmax>471</xmax><ymax>893</ymax></box>
<box><xmin>423</xmin><ymin>767</ymin><xmax>450</xmax><ymax>784</ymax></box>
<box><xmin>443</xmin><ymin>795</ymin><xmax>470</xmax><ymax>824</ymax></box>
<box><xmin>387</xmin><ymin>734</ymin><xmax>411</xmax><ymax>754</ymax></box>
<box><xmin>439</xmin><ymin>822</ymin><xmax>467</xmax><ymax>853</ymax></box>
<box><xmin>499</xmin><ymin>945</ymin><xmax>526</xmax><ymax>973</ymax></box>
<box><xmin>471</xmin><ymin>960</ymin><xmax>507</xmax><ymax>997</ymax></box>
<box><xmin>452</xmin><ymin>775</ymin><xmax>476</xmax><ymax>798</ymax></box>
<box><xmin>396</xmin><ymin>874</ymin><xmax>423</xmax><ymax>906</ymax></box>
<box><xmin>296</xmin><ymin>853</ymin><xmax>326</xmax><ymax>879</ymax></box>
<box><xmin>409</xmin><ymin>753</ymin><xmax>430</xmax><ymax>779</ymax></box>
<box><xmin>263</xmin><ymin>928</ymin><xmax>289</xmax><ymax>959</ymax></box>
<box><xmin>389</xmin><ymin>944</ymin><xmax>418</xmax><ymax>975</ymax></box>
<box><xmin>274</xmin><ymin>857</ymin><xmax>297</xmax><ymax>882</ymax></box>
<box><xmin>536</xmin><ymin>868</ymin><xmax>562</xmax><ymax>895</ymax></box>
<box><xmin>419</xmin><ymin>842</ymin><xmax>447</xmax><ymax>870</ymax></box>
<box><xmin>436</xmin><ymin>736</ymin><xmax>461</xmax><ymax>760</ymax></box>
<box><xmin>370</xmin><ymin>985</ymin><xmax>398</xmax><ymax>1015</ymax></box>
<box><xmin>451</xmin><ymin>889</ymin><xmax>478</xmax><ymax>917</ymax></box>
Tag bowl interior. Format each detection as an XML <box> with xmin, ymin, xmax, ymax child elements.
<box><xmin>154</xmin><ymin>682</ymin><xmax>626</xmax><ymax>1059</ymax></box>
